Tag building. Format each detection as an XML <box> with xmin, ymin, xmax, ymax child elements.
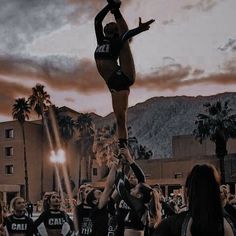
<box><xmin>0</xmin><ymin>107</ymin><xmax>83</xmax><ymax>204</ymax></box>
<box><xmin>1</xmin><ymin>109</ymin><xmax>236</xmax><ymax>204</ymax></box>
<box><xmin>0</xmin><ymin>120</ymin><xmax>47</xmax><ymax>203</ymax></box>
<box><xmin>134</xmin><ymin>135</ymin><xmax>236</xmax><ymax>195</ymax></box>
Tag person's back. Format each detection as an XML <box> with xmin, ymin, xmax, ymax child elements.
<box><xmin>75</xmin><ymin>202</ymin><xmax>93</xmax><ymax>236</ymax></box>
<box><xmin>152</xmin><ymin>164</ymin><xmax>236</xmax><ymax>236</ymax></box>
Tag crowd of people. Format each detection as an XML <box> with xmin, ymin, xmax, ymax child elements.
<box><xmin>1</xmin><ymin>0</ymin><xmax>236</xmax><ymax>235</ymax></box>
<box><xmin>1</xmin><ymin>148</ymin><xmax>236</xmax><ymax>235</ymax></box>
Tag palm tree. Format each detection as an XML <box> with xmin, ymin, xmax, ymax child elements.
<box><xmin>12</xmin><ymin>98</ymin><xmax>31</xmax><ymax>201</ymax></box>
<box><xmin>93</xmin><ymin>125</ymin><xmax>117</xmax><ymax>173</ymax></box>
<box><xmin>75</xmin><ymin>113</ymin><xmax>95</xmax><ymax>184</ymax></box>
<box><xmin>58</xmin><ymin>115</ymin><xmax>76</xmax><ymax>147</ymax></box>
<box><xmin>58</xmin><ymin>115</ymin><xmax>76</xmax><ymax>181</ymax></box>
<box><xmin>28</xmin><ymin>84</ymin><xmax>51</xmax><ymax>197</ymax></box>
<box><xmin>193</xmin><ymin>100</ymin><xmax>236</xmax><ymax>183</ymax></box>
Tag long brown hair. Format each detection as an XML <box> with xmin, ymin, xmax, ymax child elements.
<box><xmin>138</xmin><ymin>183</ymin><xmax>162</xmax><ymax>228</ymax></box>
<box><xmin>187</xmin><ymin>164</ymin><xmax>224</xmax><ymax>236</ymax></box>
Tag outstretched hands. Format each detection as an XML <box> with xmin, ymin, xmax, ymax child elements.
<box><xmin>138</xmin><ymin>17</ymin><xmax>155</xmax><ymax>32</ymax></box>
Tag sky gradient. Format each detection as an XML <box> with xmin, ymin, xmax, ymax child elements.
<box><xmin>0</xmin><ymin>0</ymin><xmax>236</xmax><ymax>122</ymax></box>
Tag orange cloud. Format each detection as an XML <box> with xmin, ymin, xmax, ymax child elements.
<box><xmin>0</xmin><ymin>55</ymin><xmax>236</xmax><ymax>118</ymax></box>
<box><xmin>0</xmin><ymin>79</ymin><xmax>31</xmax><ymax>116</ymax></box>
<box><xmin>135</xmin><ymin>64</ymin><xmax>236</xmax><ymax>91</ymax></box>
<box><xmin>0</xmin><ymin>56</ymin><xmax>106</xmax><ymax>93</ymax></box>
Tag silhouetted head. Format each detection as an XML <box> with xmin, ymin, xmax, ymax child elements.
<box><xmin>186</xmin><ymin>164</ymin><xmax>223</xmax><ymax>236</ymax></box>
<box><xmin>104</xmin><ymin>22</ymin><xmax>119</xmax><ymax>39</ymax></box>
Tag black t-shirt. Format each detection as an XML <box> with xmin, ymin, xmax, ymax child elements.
<box><xmin>91</xmin><ymin>206</ymin><xmax>108</xmax><ymax>236</ymax></box>
<box><xmin>75</xmin><ymin>203</ymin><xmax>93</xmax><ymax>236</ymax></box>
<box><xmin>4</xmin><ymin>214</ymin><xmax>35</xmax><ymax>236</ymax></box>
<box><xmin>151</xmin><ymin>211</ymin><xmax>187</xmax><ymax>236</ymax></box>
<box><xmin>225</xmin><ymin>203</ymin><xmax>236</xmax><ymax>225</ymax></box>
<box><xmin>91</xmin><ymin>199</ymin><xmax>117</xmax><ymax>236</ymax></box>
<box><xmin>115</xmin><ymin>198</ymin><xmax>130</xmax><ymax>236</ymax></box>
<box><xmin>94</xmin><ymin>37</ymin><xmax>122</xmax><ymax>61</ymax></box>
<box><xmin>34</xmin><ymin>209</ymin><xmax>74</xmax><ymax>234</ymax></box>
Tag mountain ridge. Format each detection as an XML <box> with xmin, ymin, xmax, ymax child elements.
<box><xmin>92</xmin><ymin>92</ymin><xmax>236</xmax><ymax>158</ymax></box>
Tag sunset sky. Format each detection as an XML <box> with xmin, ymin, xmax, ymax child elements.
<box><xmin>0</xmin><ymin>0</ymin><xmax>236</xmax><ymax>122</ymax></box>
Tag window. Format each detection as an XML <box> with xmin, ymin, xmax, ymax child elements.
<box><xmin>5</xmin><ymin>129</ymin><xmax>14</xmax><ymax>138</ymax></box>
<box><xmin>5</xmin><ymin>147</ymin><xmax>13</xmax><ymax>157</ymax></box>
<box><xmin>93</xmin><ymin>168</ymin><xmax>97</xmax><ymax>176</ymax></box>
<box><xmin>174</xmin><ymin>172</ymin><xmax>183</xmax><ymax>179</ymax></box>
<box><xmin>5</xmin><ymin>165</ymin><xmax>14</xmax><ymax>175</ymax></box>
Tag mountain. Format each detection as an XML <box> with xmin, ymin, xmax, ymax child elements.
<box><xmin>93</xmin><ymin>92</ymin><xmax>236</xmax><ymax>158</ymax></box>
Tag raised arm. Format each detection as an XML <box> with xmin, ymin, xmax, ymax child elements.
<box><xmin>122</xmin><ymin>18</ymin><xmax>155</xmax><ymax>42</ymax></box>
<box><xmin>98</xmin><ymin>161</ymin><xmax>118</xmax><ymax>209</ymax></box>
<box><xmin>120</xmin><ymin>148</ymin><xmax>146</xmax><ymax>183</ymax></box>
<box><xmin>94</xmin><ymin>4</ymin><xmax>111</xmax><ymax>44</ymax></box>
<box><xmin>111</xmin><ymin>8</ymin><xmax>129</xmax><ymax>36</ymax></box>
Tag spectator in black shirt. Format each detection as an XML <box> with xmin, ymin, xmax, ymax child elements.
<box><xmin>74</xmin><ymin>184</ymin><xmax>93</xmax><ymax>236</ymax></box>
<box><xmin>152</xmin><ymin>164</ymin><xmax>236</xmax><ymax>236</ymax></box>
<box><xmin>26</xmin><ymin>201</ymin><xmax>33</xmax><ymax>218</ymax></box>
<box><xmin>86</xmin><ymin>159</ymin><xmax>119</xmax><ymax>236</ymax></box>
<box><xmin>3</xmin><ymin>197</ymin><xmax>36</xmax><ymax>236</ymax></box>
<box><xmin>34</xmin><ymin>192</ymin><xmax>74</xmax><ymax>236</ymax></box>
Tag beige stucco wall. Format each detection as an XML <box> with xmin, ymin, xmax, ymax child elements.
<box><xmin>0</xmin><ymin>121</ymin><xmax>44</xmax><ymax>202</ymax></box>
<box><xmin>172</xmin><ymin>135</ymin><xmax>236</xmax><ymax>158</ymax></box>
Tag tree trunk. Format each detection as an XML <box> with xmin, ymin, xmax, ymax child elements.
<box><xmin>40</xmin><ymin>124</ymin><xmax>44</xmax><ymax>198</ymax></box>
<box><xmin>52</xmin><ymin>168</ymin><xmax>56</xmax><ymax>191</ymax></box>
<box><xmin>88</xmin><ymin>155</ymin><xmax>91</xmax><ymax>181</ymax></box>
<box><xmin>219</xmin><ymin>156</ymin><xmax>225</xmax><ymax>184</ymax></box>
<box><xmin>21</xmin><ymin>124</ymin><xmax>29</xmax><ymax>201</ymax></box>
<box><xmin>215</xmin><ymin>134</ymin><xmax>227</xmax><ymax>184</ymax></box>
<box><xmin>78</xmin><ymin>155</ymin><xmax>82</xmax><ymax>186</ymax></box>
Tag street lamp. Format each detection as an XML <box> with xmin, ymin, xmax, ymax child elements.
<box><xmin>50</xmin><ymin>149</ymin><xmax>65</xmax><ymax>191</ymax></box>
<box><xmin>50</xmin><ymin>149</ymin><xmax>65</xmax><ymax>164</ymax></box>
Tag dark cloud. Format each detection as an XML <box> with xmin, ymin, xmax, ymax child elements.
<box><xmin>218</xmin><ymin>39</ymin><xmax>236</xmax><ymax>52</ymax></box>
<box><xmin>192</xmin><ymin>69</ymin><xmax>204</xmax><ymax>76</ymax></box>
<box><xmin>0</xmin><ymin>0</ymin><xmax>71</xmax><ymax>52</ymax></box>
<box><xmin>162</xmin><ymin>19</ymin><xmax>174</xmax><ymax>25</ymax></box>
<box><xmin>162</xmin><ymin>57</ymin><xmax>176</xmax><ymax>65</ymax></box>
<box><xmin>223</xmin><ymin>58</ymin><xmax>236</xmax><ymax>73</ymax></box>
<box><xmin>182</xmin><ymin>0</ymin><xmax>219</xmax><ymax>11</ymax></box>
<box><xmin>0</xmin><ymin>0</ymin><xmax>131</xmax><ymax>53</ymax></box>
